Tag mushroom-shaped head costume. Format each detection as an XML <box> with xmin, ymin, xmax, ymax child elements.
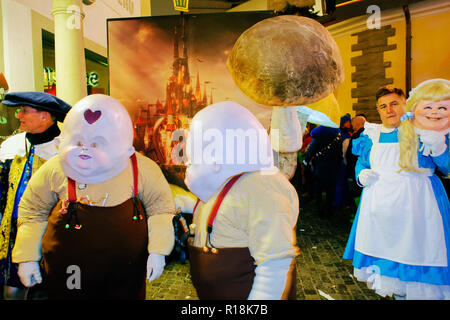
<box><xmin>58</xmin><ymin>94</ymin><xmax>135</xmax><ymax>184</ymax></box>
<box><xmin>227</xmin><ymin>15</ymin><xmax>344</xmax><ymax>107</ymax></box>
<box><xmin>227</xmin><ymin>15</ymin><xmax>344</xmax><ymax>155</ymax></box>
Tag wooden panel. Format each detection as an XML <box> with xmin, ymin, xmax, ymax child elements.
<box><xmin>351</xmin><ymin>80</ymin><xmax>393</xmax><ymax>98</ymax></box>
<box><xmin>359</xmin><ymin>44</ymin><xmax>397</xmax><ymax>55</ymax></box>
<box><xmin>352</xmin><ymin>37</ymin><xmax>388</xmax><ymax>51</ymax></box>
<box><xmin>356</xmin><ymin>78</ymin><xmax>393</xmax><ymax>88</ymax></box>
<box><xmin>350</xmin><ymin>24</ymin><xmax>397</xmax><ymax>122</ymax></box>
<box><xmin>351</xmin><ymin>25</ymin><xmax>396</xmax><ymax>40</ymax></box>
<box><xmin>351</xmin><ymin>68</ymin><xmax>386</xmax><ymax>82</ymax></box>
<box><xmin>350</xmin><ymin>52</ymin><xmax>384</xmax><ymax>66</ymax></box>
<box><xmin>354</xmin><ymin>61</ymin><xmax>391</xmax><ymax>73</ymax></box>
<box><xmin>351</xmin><ymin>87</ymin><xmax>377</xmax><ymax>99</ymax></box>
<box><xmin>352</xmin><ymin>102</ymin><xmax>378</xmax><ymax>110</ymax></box>
<box><xmin>353</xmin><ymin>43</ymin><xmax>397</xmax><ymax>55</ymax></box>
<box><xmin>357</xmin><ymin>97</ymin><xmax>377</xmax><ymax>104</ymax></box>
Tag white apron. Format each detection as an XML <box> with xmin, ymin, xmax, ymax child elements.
<box><xmin>354</xmin><ymin>126</ymin><xmax>447</xmax><ymax>267</ymax></box>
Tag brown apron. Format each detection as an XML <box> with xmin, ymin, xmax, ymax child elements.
<box><xmin>188</xmin><ymin>173</ymin><xmax>297</xmax><ymax>300</ymax></box>
<box><xmin>40</xmin><ymin>154</ymin><xmax>148</xmax><ymax>300</ymax></box>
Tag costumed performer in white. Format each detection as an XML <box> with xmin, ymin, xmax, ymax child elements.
<box><xmin>343</xmin><ymin>80</ymin><xmax>450</xmax><ymax>299</ymax></box>
<box><xmin>11</xmin><ymin>94</ymin><xmax>176</xmax><ymax>299</ymax></box>
<box><xmin>185</xmin><ymin>101</ymin><xmax>299</xmax><ymax>300</ymax></box>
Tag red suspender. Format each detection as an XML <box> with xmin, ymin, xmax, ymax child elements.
<box><xmin>67</xmin><ymin>177</ymin><xmax>77</xmax><ymax>202</ymax></box>
<box><xmin>130</xmin><ymin>153</ymin><xmax>138</xmax><ymax>198</ymax></box>
<box><xmin>191</xmin><ymin>172</ymin><xmax>246</xmax><ymax>235</ymax></box>
<box><xmin>207</xmin><ymin>173</ymin><xmax>245</xmax><ymax>233</ymax></box>
<box><xmin>192</xmin><ymin>198</ymin><xmax>201</xmax><ymax>215</ymax></box>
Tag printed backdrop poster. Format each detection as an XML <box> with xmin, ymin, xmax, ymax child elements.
<box><xmin>107</xmin><ymin>11</ymin><xmax>275</xmax><ymax>187</ymax></box>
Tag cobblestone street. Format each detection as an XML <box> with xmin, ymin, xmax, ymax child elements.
<box><xmin>146</xmin><ymin>196</ymin><xmax>382</xmax><ymax>301</ymax></box>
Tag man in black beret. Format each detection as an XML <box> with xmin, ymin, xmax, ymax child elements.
<box><xmin>0</xmin><ymin>91</ymin><xmax>71</xmax><ymax>299</ymax></box>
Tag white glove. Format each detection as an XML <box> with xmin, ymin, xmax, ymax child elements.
<box><xmin>357</xmin><ymin>169</ymin><xmax>380</xmax><ymax>187</ymax></box>
<box><xmin>146</xmin><ymin>253</ymin><xmax>165</xmax><ymax>283</ymax></box>
<box><xmin>417</xmin><ymin>129</ymin><xmax>447</xmax><ymax>156</ymax></box>
<box><xmin>17</xmin><ymin>261</ymin><xmax>42</xmax><ymax>288</ymax></box>
<box><xmin>247</xmin><ymin>257</ymin><xmax>293</xmax><ymax>300</ymax></box>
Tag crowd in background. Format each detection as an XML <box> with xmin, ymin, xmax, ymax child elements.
<box><xmin>292</xmin><ymin>113</ymin><xmax>371</xmax><ymax>222</ymax></box>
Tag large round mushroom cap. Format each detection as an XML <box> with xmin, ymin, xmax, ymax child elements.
<box><xmin>227</xmin><ymin>15</ymin><xmax>344</xmax><ymax>106</ymax></box>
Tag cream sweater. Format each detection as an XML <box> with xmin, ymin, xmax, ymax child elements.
<box><xmin>192</xmin><ymin>171</ymin><xmax>300</xmax><ymax>265</ymax></box>
<box><xmin>12</xmin><ymin>152</ymin><xmax>176</xmax><ymax>263</ymax></box>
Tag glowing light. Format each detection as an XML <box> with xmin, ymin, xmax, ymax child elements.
<box><xmin>336</xmin><ymin>0</ymin><xmax>364</xmax><ymax>7</ymax></box>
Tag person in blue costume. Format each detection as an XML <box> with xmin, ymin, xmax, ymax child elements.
<box><xmin>343</xmin><ymin>83</ymin><xmax>450</xmax><ymax>300</ymax></box>
<box><xmin>0</xmin><ymin>92</ymin><xmax>71</xmax><ymax>299</ymax></box>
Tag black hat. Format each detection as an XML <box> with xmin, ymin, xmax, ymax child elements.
<box><xmin>2</xmin><ymin>91</ymin><xmax>72</xmax><ymax>122</ymax></box>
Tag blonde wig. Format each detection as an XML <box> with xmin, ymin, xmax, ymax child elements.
<box><xmin>398</xmin><ymin>79</ymin><xmax>450</xmax><ymax>172</ymax></box>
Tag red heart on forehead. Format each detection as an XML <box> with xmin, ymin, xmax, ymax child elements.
<box><xmin>84</xmin><ymin>109</ymin><xmax>101</xmax><ymax>124</ymax></box>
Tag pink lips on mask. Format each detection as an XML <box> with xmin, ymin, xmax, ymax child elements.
<box><xmin>79</xmin><ymin>155</ymin><xmax>92</xmax><ymax>160</ymax></box>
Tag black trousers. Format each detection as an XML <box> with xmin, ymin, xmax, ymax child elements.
<box><xmin>312</xmin><ymin>177</ymin><xmax>338</xmax><ymax>217</ymax></box>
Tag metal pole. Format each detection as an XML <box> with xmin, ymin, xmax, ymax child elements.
<box><xmin>403</xmin><ymin>4</ymin><xmax>412</xmax><ymax>94</ymax></box>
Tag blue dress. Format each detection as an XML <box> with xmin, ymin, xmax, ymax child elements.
<box><xmin>343</xmin><ymin>124</ymin><xmax>450</xmax><ymax>299</ymax></box>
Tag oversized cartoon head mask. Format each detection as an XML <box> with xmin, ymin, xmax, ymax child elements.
<box><xmin>58</xmin><ymin>94</ymin><xmax>135</xmax><ymax>184</ymax></box>
<box><xmin>184</xmin><ymin>101</ymin><xmax>276</xmax><ymax>202</ymax></box>
<box><xmin>407</xmin><ymin>79</ymin><xmax>450</xmax><ymax>132</ymax></box>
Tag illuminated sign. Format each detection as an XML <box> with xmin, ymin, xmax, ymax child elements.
<box><xmin>43</xmin><ymin>67</ymin><xmax>56</xmax><ymax>89</ymax></box>
<box><xmin>173</xmin><ymin>0</ymin><xmax>189</xmax><ymax>12</ymax></box>
<box><xmin>87</xmin><ymin>71</ymin><xmax>99</xmax><ymax>87</ymax></box>
<box><xmin>43</xmin><ymin>68</ymin><xmax>99</xmax><ymax>88</ymax></box>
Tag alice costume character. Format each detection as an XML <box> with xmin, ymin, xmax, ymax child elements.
<box><xmin>11</xmin><ymin>95</ymin><xmax>176</xmax><ymax>299</ymax></box>
<box><xmin>0</xmin><ymin>92</ymin><xmax>71</xmax><ymax>293</ymax></box>
<box><xmin>185</xmin><ymin>101</ymin><xmax>299</xmax><ymax>300</ymax></box>
<box><xmin>344</xmin><ymin>80</ymin><xmax>450</xmax><ymax>300</ymax></box>
<box><xmin>399</xmin><ymin>79</ymin><xmax>450</xmax><ymax>195</ymax></box>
